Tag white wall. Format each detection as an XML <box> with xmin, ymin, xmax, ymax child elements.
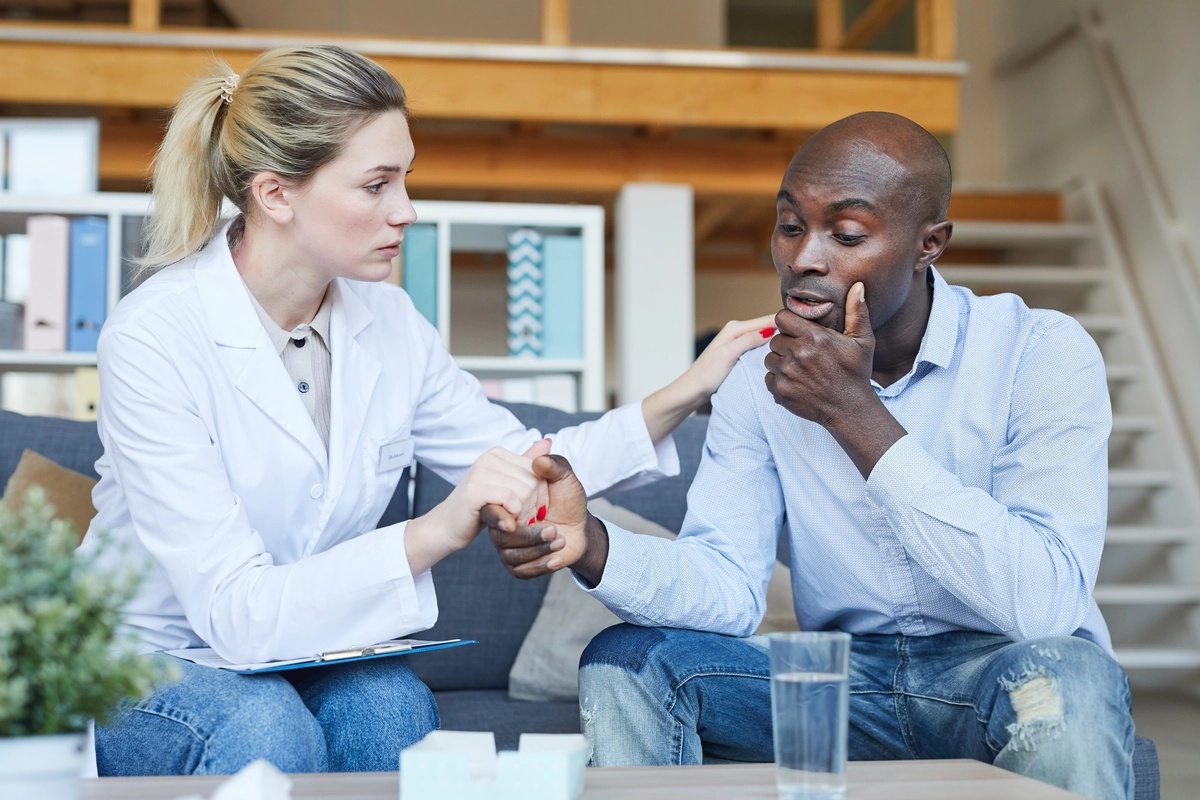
<box><xmin>957</xmin><ymin>0</ymin><xmax>1200</xmax><ymax>466</ymax></box>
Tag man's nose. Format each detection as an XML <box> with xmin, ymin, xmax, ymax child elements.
<box><xmin>787</xmin><ymin>233</ymin><xmax>830</xmax><ymax>275</ymax></box>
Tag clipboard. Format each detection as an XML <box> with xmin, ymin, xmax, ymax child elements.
<box><xmin>163</xmin><ymin>638</ymin><xmax>476</xmax><ymax>674</ymax></box>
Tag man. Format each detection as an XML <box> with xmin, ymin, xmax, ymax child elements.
<box><xmin>487</xmin><ymin>111</ymin><xmax>1134</xmax><ymax>799</ymax></box>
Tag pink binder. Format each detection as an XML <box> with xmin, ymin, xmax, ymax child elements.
<box><xmin>23</xmin><ymin>215</ymin><xmax>71</xmax><ymax>352</ymax></box>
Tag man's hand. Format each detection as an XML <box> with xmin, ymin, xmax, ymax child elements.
<box><xmin>764</xmin><ymin>281</ymin><xmax>906</xmax><ymax>477</ymax></box>
<box><xmin>764</xmin><ymin>281</ymin><xmax>876</xmax><ymax>427</ymax></box>
<box><xmin>486</xmin><ymin>454</ymin><xmax>610</xmax><ymax>586</ymax></box>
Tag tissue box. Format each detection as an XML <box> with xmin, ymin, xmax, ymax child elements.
<box><xmin>400</xmin><ymin>731</ymin><xmax>588</xmax><ymax>800</ymax></box>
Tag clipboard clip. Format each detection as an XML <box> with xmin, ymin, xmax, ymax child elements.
<box><xmin>317</xmin><ymin>641</ymin><xmax>414</xmax><ymax>662</ymax></box>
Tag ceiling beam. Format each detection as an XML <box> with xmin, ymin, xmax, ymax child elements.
<box><xmin>0</xmin><ymin>26</ymin><xmax>960</xmax><ymax>132</ymax></box>
<box><xmin>541</xmin><ymin>0</ymin><xmax>570</xmax><ymax>46</ymax></box>
<box><xmin>98</xmin><ymin>120</ymin><xmax>801</xmax><ymax>195</ymax></box>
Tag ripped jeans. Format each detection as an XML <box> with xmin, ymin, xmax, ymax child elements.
<box><xmin>579</xmin><ymin>626</ymin><xmax>1134</xmax><ymax>800</ymax></box>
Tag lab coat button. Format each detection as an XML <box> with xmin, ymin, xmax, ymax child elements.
<box><xmin>310</xmin><ymin>484</ymin><xmax>324</xmax><ymax>499</ymax></box>
<box><xmin>298</xmin><ymin>381</ymin><xmax>311</xmax><ymax>394</ymax></box>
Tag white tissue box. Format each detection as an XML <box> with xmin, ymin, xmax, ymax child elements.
<box><xmin>400</xmin><ymin>731</ymin><xmax>588</xmax><ymax>800</ymax></box>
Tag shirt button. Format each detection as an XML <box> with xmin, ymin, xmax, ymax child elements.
<box><xmin>298</xmin><ymin>381</ymin><xmax>311</xmax><ymax>394</ymax></box>
<box><xmin>310</xmin><ymin>484</ymin><xmax>324</xmax><ymax>499</ymax></box>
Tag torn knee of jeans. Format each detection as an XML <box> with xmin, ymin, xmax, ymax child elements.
<box><xmin>580</xmin><ymin>697</ymin><xmax>597</xmax><ymax>765</ymax></box>
<box><xmin>998</xmin><ymin>667</ymin><xmax>1066</xmax><ymax>752</ymax></box>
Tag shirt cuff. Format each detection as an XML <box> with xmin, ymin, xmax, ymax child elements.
<box><xmin>573</xmin><ymin>519</ymin><xmax>646</xmax><ymax>612</ymax></box>
<box><xmin>864</xmin><ymin>434</ymin><xmax>944</xmax><ymax>514</ymax></box>
<box><xmin>375</xmin><ymin>520</ymin><xmax>439</xmax><ymax>634</ymax></box>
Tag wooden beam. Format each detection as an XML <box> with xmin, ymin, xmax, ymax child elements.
<box><xmin>815</xmin><ymin>0</ymin><xmax>844</xmax><ymax>50</ymax></box>
<box><xmin>541</xmin><ymin>0</ymin><xmax>569</xmax><ymax>46</ymax></box>
<box><xmin>915</xmin><ymin>0</ymin><xmax>955</xmax><ymax>59</ymax></box>
<box><xmin>0</xmin><ymin>33</ymin><xmax>960</xmax><ymax>132</ymax></box>
<box><xmin>840</xmin><ymin>0</ymin><xmax>910</xmax><ymax>51</ymax></box>
<box><xmin>97</xmin><ymin>121</ymin><xmax>800</xmax><ymax>196</ymax></box>
<box><xmin>129</xmin><ymin>0</ymin><xmax>161</xmax><ymax>31</ymax></box>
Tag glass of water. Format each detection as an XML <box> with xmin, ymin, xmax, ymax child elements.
<box><xmin>768</xmin><ymin>631</ymin><xmax>851</xmax><ymax>800</ymax></box>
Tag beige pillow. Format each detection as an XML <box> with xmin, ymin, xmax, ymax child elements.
<box><xmin>508</xmin><ymin>498</ymin><xmax>798</xmax><ymax>703</ymax></box>
<box><xmin>1</xmin><ymin>449</ymin><xmax>98</xmax><ymax>544</ymax></box>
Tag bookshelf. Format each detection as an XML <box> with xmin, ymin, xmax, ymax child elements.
<box><xmin>0</xmin><ymin>194</ymin><xmax>605</xmax><ymax>413</ymax></box>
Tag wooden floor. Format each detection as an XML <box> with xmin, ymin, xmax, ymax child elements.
<box><xmin>1131</xmin><ymin>689</ymin><xmax>1200</xmax><ymax>800</ymax></box>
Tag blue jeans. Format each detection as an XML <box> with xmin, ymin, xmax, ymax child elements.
<box><xmin>579</xmin><ymin>626</ymin><xmax>1135</xmax><ymax>800</ymax></box>
<box><xmin>95</xmin><ymin>655</ymin><xmax>439</xmax><ymax>775</ymax></box>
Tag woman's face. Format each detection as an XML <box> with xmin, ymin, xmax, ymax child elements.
<box><xmin>284</xmin><ymin>109</ymin><xmax>417</xmax><ymax>283</ymax></box>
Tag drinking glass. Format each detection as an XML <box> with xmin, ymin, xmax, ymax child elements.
<box><xmin>768</xmin><ymin>631</ymin><xmax>851</xmax><ymax>800</ymax></box>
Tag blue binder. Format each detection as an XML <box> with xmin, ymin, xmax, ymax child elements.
<box><xmin>402</xmin><ymin>224</ymin><xmax>439</xmax><ymax>328</ymax></box>
<box><xmin>541</xmin><ymin>235</ymin><xmax>584</xmax><ymax>359</ymax></box>
<box><xmin>67</xmin><ymin>216</ymin><xmax>108</xmax><ymax>352</ymax></box>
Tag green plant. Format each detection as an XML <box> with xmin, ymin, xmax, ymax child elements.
<box><xmin>0</xmin><ymin>488</ymin><xmax>167</xmax><ymax>736</ymax></box>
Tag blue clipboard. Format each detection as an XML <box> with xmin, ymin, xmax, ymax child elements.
<box><xmin>164</xmin><ymin>638</ymin><xmax>477</xmax><ymax>674</ymax></box>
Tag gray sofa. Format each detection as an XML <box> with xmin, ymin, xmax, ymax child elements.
<box><xmin>0</xmin><ymin>404</ymin><xmax>1160</xmax><ymax>798</ymax></box>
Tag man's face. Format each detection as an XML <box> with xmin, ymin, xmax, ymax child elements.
<box><xmin>771</xmin><ymin>138</ymin><xmax>928</xmax><ymax>337</ymax></box>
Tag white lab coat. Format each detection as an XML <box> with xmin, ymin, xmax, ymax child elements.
<box><xmin>78</xmin><ymin>226</ymin><xmax>678</xmax><ymax>665</ymax></box>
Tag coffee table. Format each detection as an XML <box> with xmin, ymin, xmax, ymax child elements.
<box><xmin>81</xmin><ymin>759</ymin><xmax>1083</xmax><ymax>799</ymax></box>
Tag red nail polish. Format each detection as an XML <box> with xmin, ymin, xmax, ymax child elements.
<box><xmin>528</xmin><ymin>517</ymin><xmax>536</xmax><ymax>526</ymax></box>
<box><xmin>760</xmin><ymin>327</ymin><xmax>775</xmax><ymax>338</ymax></box>
<box><xmin>537</xmin><ymin>505</ymin><xmax>547</xmax><ymax>521</ymax></box>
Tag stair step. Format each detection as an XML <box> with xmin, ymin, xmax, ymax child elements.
<box><xmin>1113</xmin><ymin>648</ymin><xmax>1200</xmax><ymax>670</ymax></box>
<box><xmin>1094</xmin><ymin>585</ymin><xmax>1200</xmax><ymax>604</ymax></box>
<box><xmin>1110</xmin><ymin>415</ymin><xmax>1156</xmax><ymax>434</ymax></box>
<box><xmin>936</xmin><ymin>266</ymin><xmax>1108</xmax><ymax>285</ymax></box>
<box><xmin>1105</xmin><ymin>364</ymin><xmax>1138</xmax><ymax>383</ymax></box>
<box><xmin>948</xmin><ymin>221</ymin><xmax>1096</xmax><ymax>246</ymax></box>
<box><xmin>1072</xmin><ymin>313</ymin><xmax>1124</xmax><ymax>335</ymax></box>
<box><xmin>1108</xmin><ymin>468</ymin><xmax>1174</xmax><ymax>488</ymax></box>
<box><xmin>1106</xmin><ymin>525</ymin><xmax>1196</xmax><ymax>544</ymax></box>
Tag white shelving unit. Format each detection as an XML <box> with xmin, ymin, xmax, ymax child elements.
<box><xmin>0</xmin><ymin>194</ymin><xmax>606</xmax><ymax>411</ymax></box>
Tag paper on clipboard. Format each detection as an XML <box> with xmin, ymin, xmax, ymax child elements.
<box><xmin>164</xmin><ymin>638</ymin><xmax>474</xmax><ymax>674</ymax></box>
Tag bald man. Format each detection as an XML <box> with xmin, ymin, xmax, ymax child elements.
<box><xmin>488</xmin><ymin>112</ymin><xmax>1134</xmax><ymax>798</ymax></box>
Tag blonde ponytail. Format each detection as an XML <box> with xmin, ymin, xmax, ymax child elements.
<box><xmin>138</xmin><ymin>45</ymin><xmax>408</xmax><ymax>272</ymax></box>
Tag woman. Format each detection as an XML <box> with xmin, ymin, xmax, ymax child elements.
<box><xmin>81</xmin><ymin>44</ymin><xmax>772</xmax><ymax>776</ymax></box>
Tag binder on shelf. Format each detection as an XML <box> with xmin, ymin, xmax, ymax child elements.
<box><xmin>67</xmin><ymin>216</ymin><xmax>108</xmax><ymax>352</ymax></box>
<box><xmin>164</xmin><ymin>637</ymin><xmax>475</xmax><ymax>675</ymax></box>
<box><xmin>74</xmin><ymin>366</ymin><xmax>101</xmax><ymax>421</ymax></box>
<box><xmin>23</xmin><ymin>215</ymin><xmax>71</xmax><ymax>352</ymax></box>
<box><xmin>0</xmin><ymin>301</ymin><xmax>20</xmax><ymax>350</ymax></box>
<box><xmin>540</xmin><ymin>235</ymin><xmax>584</xmax><ymax>360</ymax></box>
<box><xmin>3</xmin><ymin>233</ymin><xmax>30</xmax><ymax>305</ymax></box>
<box><xmin>402</xmin><ymin>223</ymin><xmax>439</xmax><ymax>328</ymax></box>
<box><xmin>119</xmin><ymin>214</ymin><xmax>149</xmax><ymax>296</ymax></box>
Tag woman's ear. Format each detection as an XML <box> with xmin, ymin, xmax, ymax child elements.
<box><xmin>248</xmin><ymin>172</ymin><xmax>293</xmax><ymax>225</ymax></box>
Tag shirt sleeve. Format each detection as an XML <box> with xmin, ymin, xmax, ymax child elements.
<box><xmin>585</xmin><ymin>357</ymin><xmax>784</xmax><ymax>636</ymax></box>
<box><xmin>866</xmin><ymin>318</ymin><xmax>1111</xmax><ymax>641</ymax></box>
<box><xmin>406</xmin><ymin>312</ymin><xmax>679</xmax><ymax>496</ymax></box>
<box><xmin>97</xmin><ymin>327</ymin><xmax>435</xmax><ymax>664</ymax></box>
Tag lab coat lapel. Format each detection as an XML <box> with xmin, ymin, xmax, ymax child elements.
<box><xmin>327</xmin><ymin>281</ymin><xmax>381</xmax><ymax>498</ymax></box>
<box><xmin>193</xmin><ymin>229</ymin><xmax>328</xmax><ymax>470</ymax></box>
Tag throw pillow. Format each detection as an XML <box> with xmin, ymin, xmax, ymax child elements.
<box><xmin>1</xmin><ymin>448</ymin><xmax>98</xmax><ymax>544</ymax></box>
<box><xmin>508</xmin><ymin>498</ymin><xmax>798</xmax><ymax>703</ymax></box>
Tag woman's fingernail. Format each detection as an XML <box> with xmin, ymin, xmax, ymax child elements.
<box><xmin>537</xmin><ymin>505</ymin><xmax>547</xmax><ymax>521</ymax></box>
<box><xmin>528</xmin><ymin>517</ymin><xmax>536</xmax><ymax>526</ymax></box>
<box><xmin>760</xmin><ymin>327</ymin><xmax>775</xmax><ymax>338</ymax></box>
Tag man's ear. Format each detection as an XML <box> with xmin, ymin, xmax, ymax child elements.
<box><xmin>916</xmin><ymin>219</ymin><xmax>953</xmax><ymax>270</ymax></box>
<box><xmin>248</xmin><ymin>172</ymin><xmax>294</xmax><ymax>225</ymax></box>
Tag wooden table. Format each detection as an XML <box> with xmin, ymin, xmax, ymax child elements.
<box><xmin>81</xmin><ymin>759</ymin><xmax>1084</xmax><ymax>799</ymax></box>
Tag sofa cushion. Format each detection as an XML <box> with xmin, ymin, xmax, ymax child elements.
<box><xmin>0</xmin><ymin>410</ymin><xmax>102</xmax><ymax>487</ymax></box>
<box><xmin>435</xmin><ymin>689</ymin><xmax>579</xmax><ymax>751</ymax></box>
<box><xmin>2</xmin><ymin>448</ymin><xmax>98</xmax><ymax>542</ymax></box>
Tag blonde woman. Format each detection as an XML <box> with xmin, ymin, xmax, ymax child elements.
<box><xmin>80</xmin><ymin>45</ymin><xmax>772</xmax><ymax>776</ymax></box>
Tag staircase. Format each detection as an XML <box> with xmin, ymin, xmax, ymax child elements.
<box><xmin>940</xmin><ymin>184</ymin><xmax>1200</xmax><ymax>688</ymax></box>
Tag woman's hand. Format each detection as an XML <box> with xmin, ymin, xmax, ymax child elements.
<box><xmin>404</xmin><ymin>440</ymin><xmax>551</xmax><ymax>574</ymax></box>
<box><xmin>641</xmin><ymin>314</ymin><xmax>778</xmax><ymax>442</ymax></box>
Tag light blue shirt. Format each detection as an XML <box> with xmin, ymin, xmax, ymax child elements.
<box><xmin>590</xmin><ymin>267</ymin><xmax>1114</xmax><ymax>654</ymax></box>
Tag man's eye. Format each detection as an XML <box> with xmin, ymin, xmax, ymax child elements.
<box><xmin>834</xmin><ymin>233</ymin><xmax>865</xmax><ymax>245</ymax></box>
<box><xmin>778</xmin><ymin>224</ymin><xmax>802</xmax><ymax>235</ymax></box>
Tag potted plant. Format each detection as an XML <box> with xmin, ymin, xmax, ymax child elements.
<box><xmin>0</xmin><ymin>488</ymin><xmax>166</xmax><ymax>799</ymax></box>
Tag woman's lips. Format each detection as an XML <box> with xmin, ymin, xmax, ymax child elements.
<box><xmin>785</xmin><ymin>295</ymin><xmax>835</xmax><ymax>321</ymax></box>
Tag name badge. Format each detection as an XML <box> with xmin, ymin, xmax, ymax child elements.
<box><xmin>378</xmin><ymin>437</ymin><xmax>414</xmax><ymax>473</ymax></box>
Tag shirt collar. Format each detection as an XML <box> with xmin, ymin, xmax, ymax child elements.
<box><xmin>911</xmin><ymin>265</ymin><xmax>958</xmax><ymax>371</ymax></box>
<box><xmin>245</xmin><ymin>284</ymin><xmax>333</xmax><ymax>357</ymax></box>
